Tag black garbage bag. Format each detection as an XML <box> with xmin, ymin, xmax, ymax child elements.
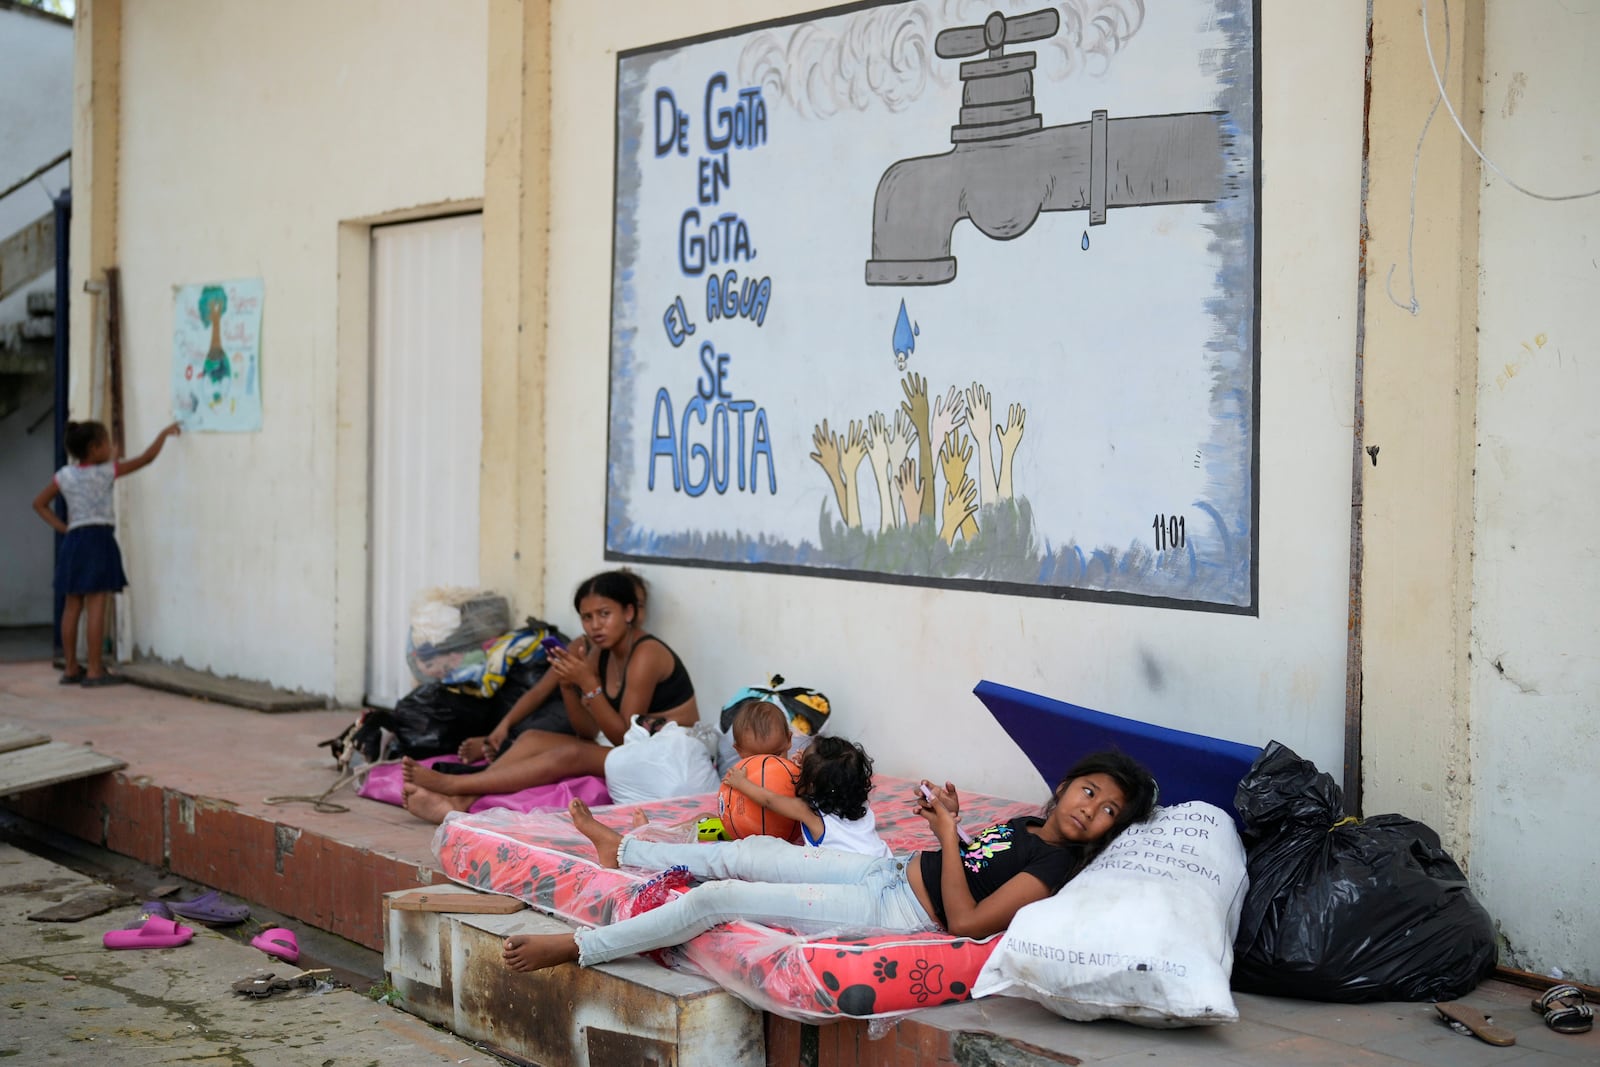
<box><xmin>359</xmin><ymin>681</ymin><xmax>514</xmax><ymax>760</ymax></box>
<box><xmin>348</xmin><ymin>649</ymin><xmax>554</xmax><ymax>761</ymax></box>
<box><xmin>1231</xmin><ymin>740</ymin><xmax>1497</xmax><ymax>1002</ymax></box>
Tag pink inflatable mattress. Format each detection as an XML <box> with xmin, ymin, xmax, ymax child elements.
<box><xmin>431</xmin><ymin>775</ymin><xmax>1036</xmax><ymax>1021</ymax></box>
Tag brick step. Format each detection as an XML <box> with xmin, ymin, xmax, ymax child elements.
<box><xmin>6</xmin><ymin>769</ymin><xmax>439</xmax><ymax>950</ymax></box>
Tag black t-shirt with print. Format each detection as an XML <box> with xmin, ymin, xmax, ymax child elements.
<box><xmin>917</xmin><ymin>816</ymin><xmax>1086</xmax><ymax>928</ymax></box>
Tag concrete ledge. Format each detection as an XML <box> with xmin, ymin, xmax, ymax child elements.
<box><xmin>120</xmin><ymin>659</ymin><xmax>325</xmax><ymax>712</ymax></box>
<box><xmin>384</xmin><ymin>890</ymin><xmax>765</xmax><ymax>1066</ymax></box>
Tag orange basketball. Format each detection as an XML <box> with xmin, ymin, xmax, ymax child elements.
<box><xmin>718</xmin><ymin>754</ymin><xmax>802</xmax><ymax>841</ymax></box>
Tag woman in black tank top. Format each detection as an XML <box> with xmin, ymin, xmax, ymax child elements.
<box><xmin>402</xmin><ymin>570</ymin><xmax>703</xmax><ymax>823</ymax></box>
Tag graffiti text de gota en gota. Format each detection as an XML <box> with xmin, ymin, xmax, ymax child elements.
<box><xmin>650</xmin><ymin>75</ymin><xmax>777</xmax><ymax>499</ymax></box>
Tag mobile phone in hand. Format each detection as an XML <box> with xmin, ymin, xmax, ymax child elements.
<box><xmin>540</xmin><ymin>635</ymin><xmax>567</xmax><ymax>655</ymax></box>
<box><xmin>921</xmin><ymin>782</ymin><xmax>973</xmax><ymax>844</ymax></box>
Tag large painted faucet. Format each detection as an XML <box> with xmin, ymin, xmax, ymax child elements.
<box><xmin>865</xmin><ymin>7</ymin><xmax>1231</xmax><ymax>285</ymax></box>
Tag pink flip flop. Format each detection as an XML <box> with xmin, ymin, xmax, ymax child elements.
<box><xmin>103</xmin><ymin>915</ymin><xmax>194</xmax><ymax>950</ymax></box>
<box><xmin>250</xmin><ymin>927</ymin><xmax>300</xmax><ymax>964</ymax></box>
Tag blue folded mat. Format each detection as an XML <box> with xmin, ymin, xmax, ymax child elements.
<box><xmin>973</xmin><ymin>680</ymin><xmax>1263</xmax><ymax>828</ymax></box>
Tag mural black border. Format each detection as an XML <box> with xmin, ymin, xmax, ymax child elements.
<box><xmin>605</xmin><ymin>0</ymin><xmax>1264</xmax><ymax>619</ymax></box>
<box><xmin>1249</xmin><ymin>0</ymin><xmax>1262</xmax><ymax>618</ymax></box>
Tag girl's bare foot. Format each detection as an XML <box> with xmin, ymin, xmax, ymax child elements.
<box><xmin>630</xmin><ymin>810</ymin><xmax>650</xmax><ymax>829</ymax></box>
<box><xmin>569</xmin><ymin>799</ymin><xmax>623</xmax><ymax>868</ymax></box>
<box><xmin>503</xmin><ymin>932</ymin><xmax>580</xmax><ymax>973</ymax></box>
<box><xmin>458</xmin><ymin>737</ymin><xmax>488</xmax><ymax>763</ymax></box>
<box><xmin>402</xmin><ymin>783</ymin><xmax>471</xmax><ymax>824</ymax></box>
<box><xmin>404</xmin><ymin>759</ymin><xmax>466</xmax><ymax>796</ymax></box>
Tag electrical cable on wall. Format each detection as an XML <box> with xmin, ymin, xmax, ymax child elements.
<box><xmin>1421</xmin><ymin>0</ymin><xmax>1600</xmax><ymax>202</ymax></box>
<box><xmin>1390</xmin><ymin>0</ymin><xmax>1600</xmax><ymax>317</ymax></box>
<box><xmin>1386</xmin><ymin>0</ymin><xmax>1451</xmax><ymax>315</ymax></box>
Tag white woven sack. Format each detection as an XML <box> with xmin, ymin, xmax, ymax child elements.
<box><xmin>972</xmin><ymin>801</ymin><xmax>1248</xmax><ymax>1027</ymax></box>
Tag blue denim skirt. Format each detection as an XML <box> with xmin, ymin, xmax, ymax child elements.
<box><xmin>56</xmin><ymin>524</ymin><xmax>128</xmax><ymax>595</ymax></box>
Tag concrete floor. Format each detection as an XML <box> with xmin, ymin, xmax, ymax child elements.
<box><xmin>0</xmin><ymin>657</ymin><xmax>1596</xmax><ymax>1065</ymax></box>
<box><xmin>0</xmin><ymin>839</ymin><xmax>505</xmax><ymax>1065</ymax></box>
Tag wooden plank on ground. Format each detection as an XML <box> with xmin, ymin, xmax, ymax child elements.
<box><xmin>388</xmin><ymin>888</ymin><xmax>526</xmax><ymax>914</ymax></box>
<box><xmin>0</xmin><ymin>741</ymin><xmax>125</xmax><ymax>794</ymax></box>
<box><xmin>0</xmin><ymin>722</ymin><xmax>50</xmax><ymax>755</ymax></box>
<box><xmin>29</xmin><ymin>886</ymin><xmax>131</xmax><ymax>922</ymax></box>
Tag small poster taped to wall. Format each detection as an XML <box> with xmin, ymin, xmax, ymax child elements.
<box><xmin>171</xmin><ymin>277</ymin><xmax>263</xmax><ymax>432</ymax></box>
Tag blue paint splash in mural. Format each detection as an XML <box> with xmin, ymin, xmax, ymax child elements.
<box><xmin>892</xmin><ymin>298</ymin><xmax>919</xmax><ymax>371</ymax></box>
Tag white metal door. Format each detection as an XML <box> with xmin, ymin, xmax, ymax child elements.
<box><xmin>367</xmin><ymin>213</ymin><xmax>484</xmax><ymax>707</ymax></box>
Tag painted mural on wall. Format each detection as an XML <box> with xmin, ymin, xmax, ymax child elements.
<box><xmin>606</xmin><ymin>1</ymin><xmax>1258</xmax><ymax>612</ymax></box>
<box><xmin>171</xmin><ymin>278</ymin><xmax>263</xmax><ymax>432</ymax></box>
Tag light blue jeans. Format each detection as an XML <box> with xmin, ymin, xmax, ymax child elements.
<box><xmin>573</xmin><ymin>835</ymin><xmax>940</xmax><ymax>966</ymax></box>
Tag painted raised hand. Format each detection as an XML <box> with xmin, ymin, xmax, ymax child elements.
<box><xmin>996</xmin><ymin>402</ymin><xmax>1027</xmax><ymax>500</ymax></box>
<box><xmin>887</xmin><ymin>408</ymin><xmax>914</xmax><ymax>473</ymax></box>
<box><xmin>939</xmin><ymin>471</ymin><xmax>979</xmax><ymax>546</ymax></box>
<box><xmin>963</xmin><ymin>381</ymin><xmax>998</xmax><ymax>506</ymax></box>
<box><xmin>865</xmin><ymin>413</ymin><xmax>897</xmax><ymax>532</ymax></box>
<box><xmin>893</xmin><ymin>456</ymin><xmax>923</xmax><ymax>529</ymax></box>
<box><xmin>899</xmin><ymin>373</ymin><xmax>935</xmax><ymax>523</ymax></box>
<box><xmin>938</xmin><ymin>430</ymin><xmax>980</xmax><ymax>542</ymax></box>
<box><xmin>839</xmin><ymin>419</ymin><xmax>868</xmax><ymax>528</ymax></box>
<box><xmin>809</xmin><ymin>419</ymin><xmax>849</xmax><ymax>524</ymax></box>
<box><xmin>929</xmin><ymin>385</ymin><xmax>969</xmax><ymax>462</ymax></box>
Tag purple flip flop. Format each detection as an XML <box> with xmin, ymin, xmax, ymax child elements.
<box><xmin>166</xmin><ymin>889</ymin><xmax>250</xmax><ymax>925</ymax></box>
<box><xmin>118</xmin><ymin>901</ymin><xmax>175</xmax><ymax>929</ymax></box>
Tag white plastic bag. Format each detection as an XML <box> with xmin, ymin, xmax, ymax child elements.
<box><xmin>603</xmin><ymin>718</ymin><xmax>721</xmax><ymax>805</ymax></box>
<box><xmin>972</xmin><ymin>801</ymin><xmax>1248</xmax><ymax>1027</ymax></box>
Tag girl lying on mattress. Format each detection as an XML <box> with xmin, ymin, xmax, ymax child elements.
<box><xmin>501</xmin><ymin>750</ymin><xmax>1158</xmax><ymax>973</ymax></box>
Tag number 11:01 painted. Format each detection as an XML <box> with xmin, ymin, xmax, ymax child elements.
<box><xmin>1153</xmin><ymin>513</ymin><xmax>1186</xmax><ymax>552</ymax></box>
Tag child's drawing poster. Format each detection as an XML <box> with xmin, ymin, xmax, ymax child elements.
<box><xmin>171</xmin><ymin>278</ymin><xmax>263</xmax><ymax>432</ymax></box>
<box><xmin>606</xmin><ymin>1</ymin><xmax>1259</xmax><ymax>612</ymax></box>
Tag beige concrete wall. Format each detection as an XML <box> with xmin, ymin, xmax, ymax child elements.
<box><xmin>1468</xmin><ymin>0</ymin><xmax>1600</xmax><ymax>983</ymax></box>
<box><xmin>102</xmin><ymin>0</ymin><xmax>488</xmax><ymax>697</ymax></box>
<box><xmin>1363</xmin><ymin>0</ymin><xmax>1598</xmax><ymax>982</ymax></box>
<box><xmin>541</xmin><ymin>0</ymin><xmax>1365</xmax><ymax>798</ymax></box>
<box><xmin>1359</xmin><ymin>0</ymin><xmax>1482</xmax><ymax>843</ymax></box>
<box><xmin>479</xmin><ymin>0</ymin><xmax>551</xmax><ymax>615</ymax></box>
<box><xmin>68</xmin><ymin>0</ymin><xmax>119</xmax><ymax>423</ymax></box>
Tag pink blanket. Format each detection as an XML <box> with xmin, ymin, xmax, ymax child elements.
<box><xmin>359</xmin><ymin>755</ymin><xmax>610</xmax><ymax>814</ymax></box>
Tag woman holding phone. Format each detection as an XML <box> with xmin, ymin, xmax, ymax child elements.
<box><xmin>402</xmin><ymin>570</ymin><xmax>713</xmax><ymax>821</ymax></box>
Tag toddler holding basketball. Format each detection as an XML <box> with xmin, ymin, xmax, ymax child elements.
<box><xmin>722</xmin><ymin>699</ymin><xmax>890</xmax><ymax>859</ymax></box>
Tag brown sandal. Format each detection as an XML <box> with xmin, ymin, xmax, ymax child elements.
<box><xmin>1435</xmin><ymin>1001</ymin><xmax>1516</xmax><ymax>1046</ymax></box>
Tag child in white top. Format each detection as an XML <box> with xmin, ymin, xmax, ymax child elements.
<box><xmin>32</xmin><ymin>418</ymin><xmax>180</xmax><ymax>685</ymax></box>
<box><xmin>723</xmin><ymin>734</ymin><xmax>892</xmax><ymax>859</ymax></box>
